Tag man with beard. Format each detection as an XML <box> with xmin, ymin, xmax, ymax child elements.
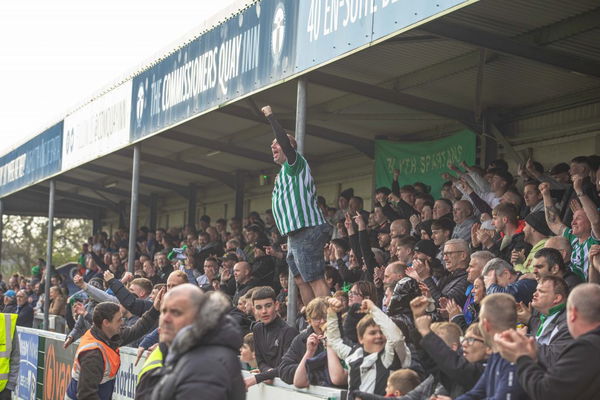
<box><xmin>495</xmin><ymin>283</ymin><xmax>600</xmax><ymax>400</ymax></box>
<box><xmin>142</xmin><ymin>285</ymin><xmax>245</xmax><ymax>400</ymax></box>
<box><xmin>541</xmin><ymin>182</ymin><xmax>599</xmax><ymax>280</ymax></box>
<box><xmin>514</xmin><ymin>211</ymin><xmax>553</xmax><ymax>273</ymax></box>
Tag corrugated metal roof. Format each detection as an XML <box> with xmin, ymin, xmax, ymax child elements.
<box><xmin>549</xmin><ymin>27</ymin><xmax>600</xmax><ymax>60</ymax></box>
<box><xmin>323</xmin><ymin>38</ymin><xmax>475</xmax><ymax>85</ymax></box>
<box><xmin>447</xmin><ymin>0</ymin><xmax>600</xmax><ymax>37</ymax></box>
<box><xmin>401</xmin><ymin>55</ymin><xmax>600</xmax><ymax>111</ymax></box>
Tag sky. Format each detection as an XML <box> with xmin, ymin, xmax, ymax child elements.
<box><xmin>0</xmin><ymin>0</ymin><xmax>239</xmax><ymax>153</ymax></box>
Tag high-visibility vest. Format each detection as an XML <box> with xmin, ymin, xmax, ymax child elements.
<box><xmin>0</xmin><ymin>313</ymin><xmax>17</xmax><ymax>392</ymax></box>
<box><xmin>137</xmin><ymin>346</ymin><xmax>164</xmax><ymax>384</ymax></box>
<box><xmin>65</xmin><ymin>329</ymin><xmax>121</xmax><ymax>400</ymax></box>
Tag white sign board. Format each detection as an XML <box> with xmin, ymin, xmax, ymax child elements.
<box><xmin>62</xmin><ymin>80</ymin><xmax>132</xmax><ymax>171</ymax></box>
<box><xmin>113</xmin><ymin>347</ymin><xmax>145</xmax><ymax>400</ymax></box>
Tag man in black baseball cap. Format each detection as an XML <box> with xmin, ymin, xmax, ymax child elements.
<box><xmin>515</xmin><ymin>211</ymin><xmax>553</xmax><ymax>274</ymax></box>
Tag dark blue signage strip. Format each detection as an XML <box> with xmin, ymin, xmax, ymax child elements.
<box><xmin>296</xmin><ymin>0</ymin><xmax>474</xmax><ymax>70</ymax></box>
<box><xmin>131</xmin><ymin>0</ymin><xmax>476</xmax><ymax>142</ymax></box>
<box><xmin>0</xmin><ymin>122</ymin><xmax>63</xmax><ymax>197</ymax></box>
<box><xmin>131</xmin><ymin>0</ymin><xmax>299</xmax><ymax>140</ymax></box>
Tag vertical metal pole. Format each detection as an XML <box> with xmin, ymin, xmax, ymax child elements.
<box><xmin>92</xmin><ymin>212</ymin><xmax>102</xmax><ymax>235</ymax></box>
<box><xmin>118</xmin><ymin>201</ymin><xmax>127</xmax><ymax>229</ymax></box>
<box><xmin>44</xmin><ymin>180</ymin><xmax>55</xmax><ymax>330</ymax></box>
<box><xmin>287</xmin><ymin>77</ymin><xmax>307</xmax><ymax>324</ymax></box>
<box><xmin>234</xmin><ymin>171</ymin><xmax>245</xmax><ymax>219</ymax></box>
<box><xmin>187</xmin><ymin>184</ymin><xmax>197</xmax><ymax>228</ymax></box>
<box><xmin>149</xmin><ymin>193</ymin><xmax>158</xmax><ymax>231</ymax></box>
<box><xmin>128</xmin><ymin>144</ymin><xmax>141</xmax><ymax>274</ymax></box>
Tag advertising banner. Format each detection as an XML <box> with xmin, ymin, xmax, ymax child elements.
<box><xmin>62</xmin><ymin>80</ymin><xmax>132</xmax><ymax>171</ymax></box>
<box><xmin>16</xmin><ymin>331</ymin><xmax>39</xmax><ymax>400</ymax></box>
<box><xmin>131</xmin><ymin>0</ymin><xmax>477</xmax><ymax>142</ymax></box>
<box><xmin>375</xmin><ymin>130</ymin><xmax>476</xmax><ymax>197</ymax></box>
<box><xmin>131</xmin><ymin>0</ymin><xmax>299</xmax><ymax>140</ymax></box>
<box><xmin>113</xmin><ymin>350</ymin><xmax>144</xmax><ymax>400</ymax></box>
<box><xmin>43</xmin><ymin>337</ymin><xmax>76</xmax><ymax>400</ymax></box>
<box><xmin>295</xmin><ymin>0</ymin><xmax>476</xmax><ymax>71</ymax></box>
<box><xmin>0</xmin><ymin>122</ymin><xmax>63</xmax><ymax>197</ymax></box>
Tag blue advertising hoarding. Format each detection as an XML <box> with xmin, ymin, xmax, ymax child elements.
<box><xmin>0</xmin><ymin>122</ymin><xmax>63</xmax><ymax>197</ymax></box>
<box><xmin>16</xmin><ymin>331</ymin><xmax>39</xmax><ymax>400</ymax></box>
<box><xmin>131</xmin><ymin>0</ymin><xmax>300</xmax><ymax>140</ymax></box>
<box><xmin>131</xmin><ymin>0</ymin><xmax>477</xmax><ymax>142</ymax></box>
<box><xmin>296</xmin><ymin>0</ymin><xmax>476</xmax><ymax>71</ymax></box>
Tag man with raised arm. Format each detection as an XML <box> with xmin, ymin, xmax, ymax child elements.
<box><xmin>262</xmin><ymin>105</ymin><xmax>331</xmax><ymax>304</ymax></box>
<box><xmin>540</xmin><ymin>181</ymin><xmax>599</xmax><ymax>280</ymax></box>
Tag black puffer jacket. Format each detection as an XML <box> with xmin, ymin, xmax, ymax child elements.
<box><xmin>423</xmin><ymin>269</ymin><xmax>469</xmax><ymax>307</ymax></box>
<box><xmin>150</xmin><ymin>292</ymin><xmax>245</xmax><ymax>400</ymax></box>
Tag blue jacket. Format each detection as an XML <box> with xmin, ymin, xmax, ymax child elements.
<box><xmin>487</xmin><ymin>279</ymin><xmax>537</xmax><ymax>305</ymax></box>
<box><xmin>139</xmin><ymin>327</ymin><xmax>159</xmax><ymax>349</ymax></box>
<box><xmin>456</xmin><ymin>352</ymin><xmax>528</xmax><ymax>400</ymax></box>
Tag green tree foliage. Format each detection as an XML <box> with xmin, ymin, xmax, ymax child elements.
<box><xmin>1</xmin><ymin>216</ymin><xmax>92</xmax><ymax>276</ymax></box>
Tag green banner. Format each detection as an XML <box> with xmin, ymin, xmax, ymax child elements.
<box><xmin>375</xmin><ymin>130</ymin><xmax>476</xmax><ymax>198</ymax></box>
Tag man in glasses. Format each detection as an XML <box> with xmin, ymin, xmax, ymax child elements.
<box><xmin>15</xmin><ymin>290</ymin><xmax>33</xmax><ymax>327</ymax></box>
<box><xmin>410</xmin><ymin>239</ymin><xmax>470</xmax><ymax>308</ymax></box>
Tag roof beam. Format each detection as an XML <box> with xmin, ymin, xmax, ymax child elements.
<box><xmin>27</xmin><ymin>185</ymin><xmax>119</xmax><ymax>211</ymax></box>
<box><xmin>527</xmin><ymin>7</ymin><xmax>600</xmax><ymax>45</ymax></box>
<box><xmin>421</xmin><ymin>20</ymin><xmax>600</xmax><ymax>79</ymax></box>
<box><xmin>491</xmin><ymin>86</ymin><xmax>600</xmax><ymax>123</ymax></box>
<box><xmin>384</xmin><ymin>34</ymin><xmax>442</xmax><ymax>44</ymax></box>
<box><xmin>309</xmin><ymin>71</ymin><xmax>478</xmax><ymax>130</ymax></box>
<box><xmin>220</xmin><ymin>105</ymin><xmax>375</xmax><ymax>158</ymax></box>
<box><xmin>79</xmin><ymin>164</ymin><xmax>189</xmax><ymax>196</ymax></box>
<box><xmin>397</xmin><ymin>7</ymin><xmax>600</xmax><ymax>90</ymax></box>
<box><xmin>164</xmin><ymin>130</ymin><xmax>273</xmax><ymax>164</ymax></box>
<box><xmin>316</xmin><ymin>7</ymin><xmax>600</xmax><ymax>114</ymax></box>
<box><xmin>115</xmin><ymin>149</ymin><xmax>235</xmax><ymax>188</ymax></box>
<box><xmin>55</xmin><ymin>175</ymin><xmax>151</xmax><ymax>205</ymax></box>
<box><xmin>5</xmin><ymin>191</ymin><xmax>98</xmax><ymax>218</ymax></box>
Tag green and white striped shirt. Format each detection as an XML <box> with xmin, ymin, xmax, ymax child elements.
<box><xmin>272</xmin><ymin>154</ymin><xmax>325</xmax><ymax>235</ymax></box>
<box><xmin>563</xmin><ymin>227</ymin><xmax>599</xmax><ymax>280</ymax></box>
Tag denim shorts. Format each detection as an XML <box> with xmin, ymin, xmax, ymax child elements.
<box><xmin>286</xmin><ymin>223</ymin><xmax>331</xmax><ymax>282</ymax></box>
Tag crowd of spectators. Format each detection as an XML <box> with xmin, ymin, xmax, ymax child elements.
<box><xmin>2</xmin><ymin>153</ymin><xmax>600</xmax><ymax>399</ymax></box>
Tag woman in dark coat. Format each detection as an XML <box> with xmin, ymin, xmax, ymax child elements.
<box><xmin>278</xmin><ymin>297</ymin><xmax>346</xmax><ymax>388</ymax></box>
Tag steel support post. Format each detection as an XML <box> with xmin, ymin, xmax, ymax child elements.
<box><xmin>127</xmin><ymin>144</ymin><xmax>141</xmax><ymax>274</ymax></box>
<box><xmin>44</xmin><ymin>180</ymin><xmax>55</xmax><ymax>330</ymax></box>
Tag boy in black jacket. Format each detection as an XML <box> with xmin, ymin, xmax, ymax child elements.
<box><xmin>245</xmin><ymin>286</ymin><xmax>298</xmax><ymax>390</ymax></box>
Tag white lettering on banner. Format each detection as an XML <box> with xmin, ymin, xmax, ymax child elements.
<box><xmin>0</xmin><ymin>153</ymin><xmax>26</xmax><ymax>186</ymax></box>
<box><xmin>113</xmin><ymin>351</ymin><xmax>144</xmax><ymax>400</ymax></box>
<box><xmin>161</xmin><ymin>47</ymin><xmax>219</xmax><ymax>111</ymax></box>
<box><xmin>386</xmin><ymin>145</ymin><xmax>465</xmax><ymax>176</ymax></box>
<box><xmin>62</xmin><ymin>80</ymin><xmax>132</xmax><ymax>171</ymax></box>
<box><xmin>65</xmin><ymin>101</ymin><xmax>128</xmax><ymax>155</ymax></box>
<box><xmin>0</xmin><ymin>133</ymin><xmax>62</xmax><ymax>187</ymax></box>
<box><xmin>241</xmin><ymin>25</ymin><xmax>260</xmax><ymax>74</ymax></box>
<box><xmin>307</xmin><ymin>0</ymin><xmax>405</xmax><ymax>42</ymax></box>
<box><xmin>153</xmin><ymin>24</ymin><xmax>260</xmax><ymax>114</ymax></box>
<box><xmin>20</xmin><ymin>334</ymin><xmax>37</xmax><ymax>361</ymax></box>
<box><xmin>218</xmin><ymin>34</ymin><xmax>242</xmax><ymax>95</ymax></box>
